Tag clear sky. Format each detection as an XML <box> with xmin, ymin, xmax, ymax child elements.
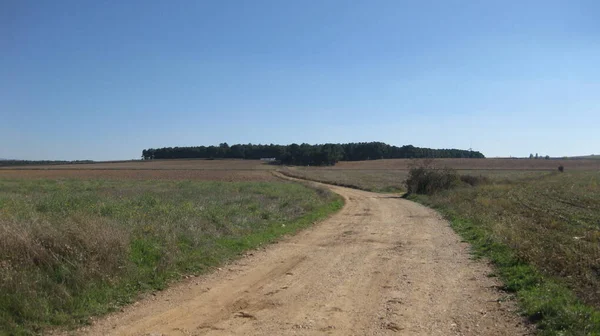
<box><xmin>1</xmin><ymin>1</ymin><xmax>598</xmax><ymax>160</ymax></box>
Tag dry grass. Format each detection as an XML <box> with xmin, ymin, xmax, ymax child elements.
<box><xmin>281</xmin><ymin>166</ymin><xmax>550</xmax><ymax>193</ymax></box>
<box><xmin>0</xmin><ymin>159</ymin><xmax>279</xmax><ymax>182</ymax></box>
<box><xmin>0</xmin><ymin>178</ymin><xmax>341</xmax><ymax>335</ymax></box>
<box><xmin>476</xmin><ymin>172</ymin><xmax>600</xmax><ymax>306</ymax></box>
<box><xmin>278</xmin><ymin>158</ymin><xmax>598</xmax><ymax>193</ymax></box>
<box><xmin>0</xmin><ymin>169</ymin><xmax>277</xmax><ymax>181</ymax></box>
<box><xmin>280</xmin><ymin>168</ymin><xmax>407</xmax><ymax>192</ymax></box>
<box><xmin>330</xmin><ymin>158</ymin><xmax>600</xmax><ymax>170</ymax></box>
<box><xmin>411</xmin><ymin>171</ymin><xmax>600</xmax><ymax>333</ymax></box>
<box><xmin>286</xmin><ymin>160</ymin><xmax>600</xmax><ymax>333</ymax></box>
<box><xmin>3</xmin><ymin>157</ymin><xmax>598</xmax><ymax>334</ymax></box>
<box><xmin>4</xmin><ymin>158</ymin><xmax>596</xmax><ymax>184</ymax></box>
<box><xmin>0</xmin><ymin>159</ymin><xmax>275</xmax><ymax>171</ymax></box>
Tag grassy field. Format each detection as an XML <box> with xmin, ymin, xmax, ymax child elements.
<box><xmin>281</xmin><ymin>167</ymin><xmax>550</xmax><ymax>193</ymax></box>
<box><xmin>280</xmin><ymin>168</ymin><xmax>407</xmax><ymax>192</ymax></box>
<box><xmin>409</xmin><ymin>171</ymin><xmax>600</xmax><ymax>334</ymax></box>
<box><xmin>0</xmin><ymin>169</ymin><xmax>277</xmax><ymax>181</ymax></box>
<box><xmin>567</xmin><ymin>155</ymin><xmax>600</xmax><ymax>160</ymax></box>
<box><xmin>0</xmin><ymin>159</ymin><xmax>276</xmax><ymax>171</ymax></box>
<box><xmin>0</xmin><ymin>160</ymin><xmax>278</xmax><ymax>181</ymax></box>
<box><xmin>0</xmin><ymin>178</ymin><xmax>342</xmax><ymax>335</ymax></box>
<box><xmin>283</xmin><ymin>159</ymin><xmax>600</xmax><ymax>333</ymax></box>
<box><xmin>3</xmin><ymin>158</ymin><xmax>599</xmax><ymax>334</ymax></box>
<box><xmin>331</xmin><ymin>158</ymin><xmax>600</xmax><ymax>170</ymax></box>
<box><xmin>278</xmin><ymin>157</ymin><xmax>600</xmax><ymax>193</ymax></box>
<box><xmin>5</xmin><ymin>157</ymin><xmax>600</xmax><ymax>172</ymax></box>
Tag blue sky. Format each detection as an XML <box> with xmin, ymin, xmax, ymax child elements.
<box><xmin>1</xmin><ymin>1</ymin><xmax>598</xmax><ymax>160</ymax></box>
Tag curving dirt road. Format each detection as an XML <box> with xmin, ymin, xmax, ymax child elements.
<box><xmin>81</xmin><ymin>179</ymin><xmax>530</xmax><ymax>336</ymax></box>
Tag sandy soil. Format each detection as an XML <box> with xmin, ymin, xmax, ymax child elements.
<box><xmin>76</xmin><ymin>175</ymin><xmax>531</xmax><ymax>336</ymax></box>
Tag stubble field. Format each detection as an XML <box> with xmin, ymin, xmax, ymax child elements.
<box><xmin>409</xmin><ymin>170</ymin><xmax>600</xmax><ymax>334</ymax></box>
<box><xmin>279</xmin><ymin>158</ymin><xmax>600</xmax><ymax>192</ymax></box>
<box><xmin>0</xmin><ymin>160</ymin><xmax>277</xmax><ymax>182</ymax></box>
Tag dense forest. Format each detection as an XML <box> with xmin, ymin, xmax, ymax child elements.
<box><xmin>142</xmin><ymin>142</ymin><xmax>484</xmax><ymax>166</ymax></box>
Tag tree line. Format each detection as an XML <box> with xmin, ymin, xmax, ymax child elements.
<box><xmin>529</xmin><ymin>153</ymin><xmax>551</xmax><ymax>160</ymax></box>
<box><xmin>142</xmin><ymin>142</ymin><xmax>484</xmax><ymax>166</ymax></box>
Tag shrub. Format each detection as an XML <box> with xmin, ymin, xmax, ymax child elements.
<box><xmin>460</xmin><ymin>174</ymin><xmax>490</xmax><ymax>186</ymax></box>
<box><xmin>406</xmin><ymin>167</ymin><xmax>490</xmax><ymax>195</ymax></box>
<box><xmin>405</xmin><ymin>167</ymin><xmax>461</xmax><ymax>195</ymax></box>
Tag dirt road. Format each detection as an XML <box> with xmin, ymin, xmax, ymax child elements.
<box><xmin>81</xmin><ymin>180</ymin><xmax>530</xmax><ymax>335</ymax></box>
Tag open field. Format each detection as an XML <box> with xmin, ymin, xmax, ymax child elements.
<box><xmin>410</xmin><ymin>171</ymin><xmax>600</xmax><ymax>333</ymax></box>
<box><xmin>3</xmin><ymin>158</ymin><xmax>600</xmax><ymax>334</ymax></box>
<box><xmin>0</xmin><ymin>178</ymin><xmax>342</xmax><ymax>335</ymax></box>
<box><xmin>5</xmin><ymin>158</ymin><xmax>600</xmax><ymax>172</ymax></box>
<box><xmin>80</xmin><ymin>176</ymin><xmax>529</xmax><ymax>336</ymax></box>
<box><xmin>0</xmin><ymin>169</ymin><xmax>277</xmax><ymax>181</ymax></box>
<box><xmin>0</xmin><ymin>159</ymin><xmax>278</xmax><ymax>182</ymax></box>
<box><xmin>283</xmin><ymin>161</ymin><xmax>600</xmax><ymax>333</ymax></box>
<box><xmin>567</xmin><ymin>155</ymin><xmax>600</xmax><ymax>160</ymax></box>
<box><xmin>0</xmin><ymin>159</ymin><xmax>275</xmax><ymax>171</ymax></box>
<box><xmin>281</xmin><ymin>168</ymin><xmax>551</xmax><ymax>193</ymax></box>
<box><xmin>330</xmin><ymin>158</ymin><xmax>600</xmax><ymax>170</ymax></box>
<box><xmin>4</xmin><ymin>157</ymin><xmax>595</xmax><ymax>192</ymax></box>
<box><xmin>278</xmin><ymin>158</ymin><xmax>599</xmax><ymax>193</ymax></box>
<box><xmin>280</xmin><ymin>168</ymin><xmax>407</xmax><ymax>192</ymax></box>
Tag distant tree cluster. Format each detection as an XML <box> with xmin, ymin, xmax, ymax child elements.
<box><xmin>142</xmin><ymin>142</ymin><xmax>484</xmax><ymax>166</ymax></box>
<box><xmin>529</xmin><ymin>153</ymin><xmax>551</xmax><ymax>160</ymax></box>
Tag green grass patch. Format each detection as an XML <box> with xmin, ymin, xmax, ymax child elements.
<box><xmin>0</xmin><ymin>179</ymin><xmax>343</xmax><ymax>335</ymax></box>
<box><xmin>409</xmin><ymin>171</ymin><xmax>600</xmax><ymax>335</ymax></box>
